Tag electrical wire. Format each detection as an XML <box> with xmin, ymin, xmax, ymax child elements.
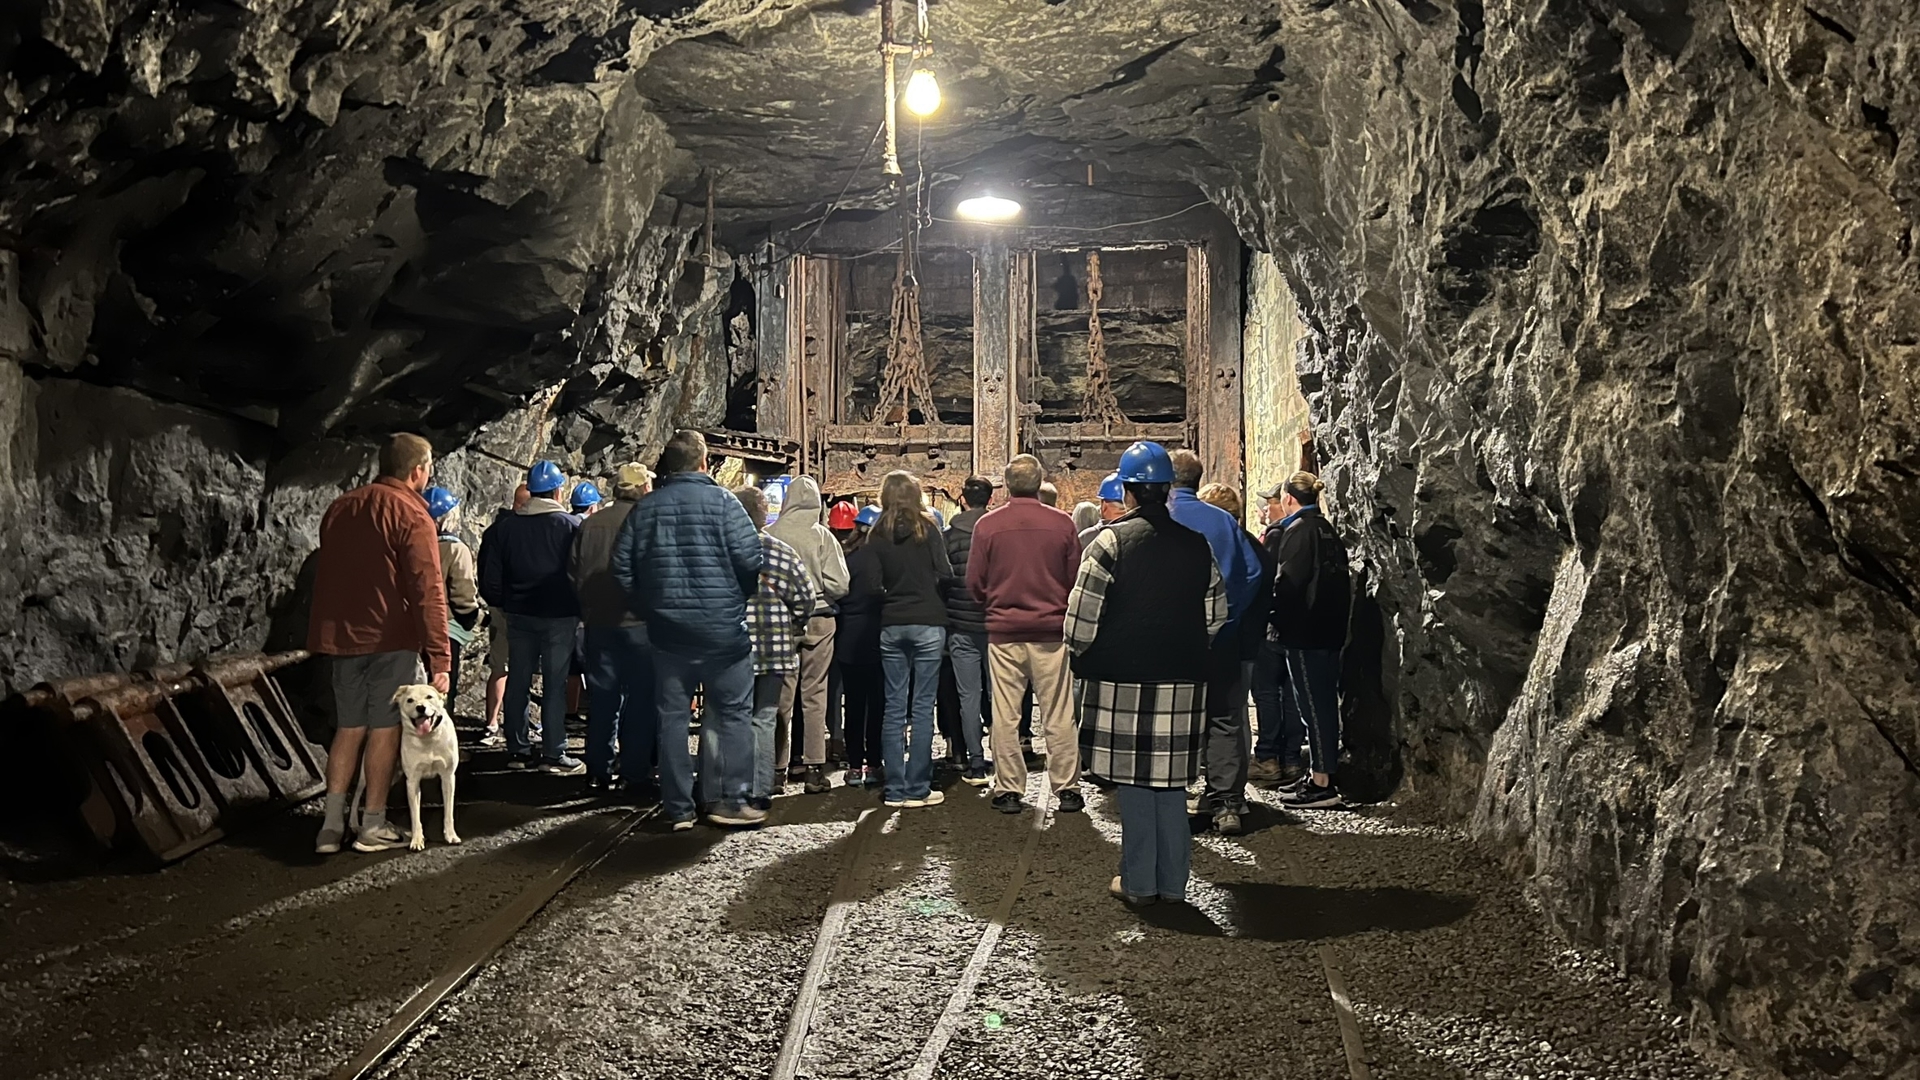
<box><xmin>930</xmin><ymin>199</ymin><xmax>1214</xmax><ymax>232</ymax></box>
<box><xmin>755</xmin><ymin>122</ymin><xmax>889</xmax><ymax>271</ymax></box>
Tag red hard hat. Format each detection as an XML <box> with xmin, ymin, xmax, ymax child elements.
<box><xmin>827</xmin><ymin>501</ymin><xmax>858</xmax><ymax>530</ymax></box>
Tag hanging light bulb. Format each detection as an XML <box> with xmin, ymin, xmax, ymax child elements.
<box><xmin>904</xmin><ymin>68</ymin><xmax>941</xmax><ymax>117</ymax></box>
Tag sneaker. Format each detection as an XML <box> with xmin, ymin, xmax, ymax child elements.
<box><xmin>542</xmin><ymin>755</ymin><xmax>587</xmax><ymax>776</ymax></box>
<box><xmin>1109</xmin><ymin>876</ymin><xmax>1157</xmax><ymax>906</ymax></box>
<box><xmin>991</xmin><ymin>792</ymin><xmax>1023</xmax><ymax>814</ymax></box>
<box><xmin>883</xmin><ymin>795</ymin><xmax>913</xmax><ymax>808</ymax></box>
<box><xmin>1279</xmin><ymin>762</ymin><xmax>1309</xmax><ymax>785</ymax></box>
<box><xmin>669</xmin><ymin>816</ymin><xmax>697</xmax><ymax>832</ymax></box>
<box><xmin>803</xmin><ymin>765</ymin><xmax>831</xmax><ymax>794</ymax></box>
<box><xmin>1279</xmin><ymin>781</ymin><xmax>1343</xmax><ymax>809</ymax></box>
<box><xmin>1213</xmin><ymin>808</ymin><xmax>1244</xmax><ymax>835</ymax></box>
<box><xmin>315</xmin><ymin>825</ymin><xmax>345</xmax><ymax>855</ymax></box>
<box><xmin>904</xmin><ymin>789</ymin><xmax>945</xmax><ymax>808</ymax></box>
<box><xmin>1247</xmin><ymin>758</ymin><xmax>1282</xmax><ymax>783</ymax></box>
<box><xmin>351</xmin><ymin>822</ymin><xmax>408</xmax><ymax>852</ymax></box>
<box><xmin>479</xmin><ymin>728</ymin><xmax>506</xmax><ymax>748</ymax></box>
<box><xmin>707</xmin><ymin>803</ymin><xmax>769</xmax><ymax>827</ymax></box>
<box><xmin>1275</xmin><ymin>770</ymin><xmax>1312</xmax><ymax>795</ymax></box>
<box><xmin>962</xmin><ymin>763</ymin><xmax>991</xmax><ymax>787</ymax></box>
<box><xmin>1055</xmin><ymin>789</ymin><xmax>1085</xmax><ymax>813</ymax></box>
<box><xmin>505</xmin><ymin>754</ymin><xmax>536</xmax><ymax>771</ymax></box>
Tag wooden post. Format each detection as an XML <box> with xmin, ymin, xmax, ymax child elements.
<box><xmin>802</xmin><ymin>256</ymin><xmax>842</xmax><ymax>474</ymax></box>
<box><xmin>1185</xmin><ymin>237</ymin><xmax>1244</xmax><ymax>492</ymax></box>
<box><xmin>1009</xmin><ymin>249</ymin><xmax>1036</xmax><ymax>455</ymax></box>
<box><xmin>756</xmin><ymin>254</ymin><xmax>792</xmax><ymax>444</ymax></box>
<box><xmin>973</xmin><ymin>237</ymin><xmax>1014</xmax><ymax>481</ymax></box>
<box><xmin>783</xmin><ymin>256</ymin><xmax>810</xmax><ymax>470</ymax></box>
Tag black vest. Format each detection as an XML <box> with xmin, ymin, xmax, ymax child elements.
<box><xmin>1071</xmin><ymin>505</ymin><xmax>1214</xmax><ymax>683</ymax></box>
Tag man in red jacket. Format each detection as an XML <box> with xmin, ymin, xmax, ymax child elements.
<box><xmin>307</xmin><ymin>433</ymin><xmax>452</xmax><ymax>855</ymax></box>
<box><xmin>967</xmin><ymin>454</ymin><xmax>1084</xmax><ymax>814</ymax></box>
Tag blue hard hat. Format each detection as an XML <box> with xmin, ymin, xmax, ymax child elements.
<box><xmin>1114</xmin><ymin>441</ymin><xmax>1174</xmax><ymax>484</ymax></box>
<box><xmin>570</xmin><ymin>481</ymin><xmax>602</xmax><ymax>510</ymax></box>
<box><xmin>527</xmin><ymin>460</ymin><xmax>566</xmax><ymax>494</ymax></box>
<box><xmin>855</xmin><ymin>504</ymin><xmax>881</xmax><ymax>528</ymax></box>
<box><xmin>1097</xmin><ymin>472</ymin><xmax>1124</xmax><ymax>502</ymax></box>
<box><xmin>423</xmin><ymin>486</ymin><xmax>460</xmax><ymax>520</ymax></box>
<box><xmin>930</xmin><ymin>508</ymin><xmax>945</xmax><ymax>529</ymax></box>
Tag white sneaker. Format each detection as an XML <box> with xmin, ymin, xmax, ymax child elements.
<box><xmin>352</xmin><ymin>823</ymin><xmax>408</xmax><ymax>852</ymax></box>
<box><xmin>479</xmin><ymin>729</ymin><xmax>505</xmax><ymax>748</ymax></box>
<box><xmin>905</xmin><ymin>789</ymin><xmax>946</xmax><ymax>808</ymax></box>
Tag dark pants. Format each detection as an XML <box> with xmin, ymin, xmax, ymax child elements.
<box><xmin>1252</xmin><ymin>638</ymin><xmax>1303</xmax><ymax>766</ymax></box>
<box><xmin>1284</xmin><ymin>647</ymin><xmax>1342</xmax><ymax>777</ymax></box>
<box><xmin>1201</xmin><ymin>641</ymin><xmax>1249</xmax><ymax>810</ymax></box>
<box><xmin>841</xmin><ymin>661</ymin><xmax>885</xmax><ymax>770</ymax></box>
<box><xmin>583</xmin><ymin>624</ymin><xmax>657</xmax><ymax>783</ymax></box>
<box><xmin>936</xmin><ymin>653</ymin><xmax>962</xmax><ymax>760</ymax></box>
<box><xmin>653</xmin><ymin>648</ymin><xmax>755</xmax><ymax>820</ymax></box>
<box><xmin>505</xmin><ymin>614</ymin><xmax>578</xmax><ymax>761</ymax></box>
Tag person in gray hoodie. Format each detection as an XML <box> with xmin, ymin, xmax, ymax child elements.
<box><xmin>766</xmin><ymin>475</ymin><xmax>851</xmax><ymax>793</ymax></box>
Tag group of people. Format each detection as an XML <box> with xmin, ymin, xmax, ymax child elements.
<box><xmin>301</xmin><ymin>429</ymin><xmax>1352</xmax><ymax>905</ymax></box>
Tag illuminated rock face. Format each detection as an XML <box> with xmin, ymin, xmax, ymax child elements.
<box><xmin>3</xmin><ymin>1</ymin><xmax>1918</xmax><ymax>1071</ymax></box>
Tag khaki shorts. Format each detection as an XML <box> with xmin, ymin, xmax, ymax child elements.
<box><xmin>331</xmin><ymin>652</ymin><xmax>424</xmax><ymax>730</ymax></box>
<box><xmin>488</xmin><ymin>611</ymin><xmax>511</xmax><ymax>674</ymax></box>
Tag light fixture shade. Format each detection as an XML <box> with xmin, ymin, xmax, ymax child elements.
<box><xmin>904</xmin><ymin>68</ymin><xmax>941</xmax><ymax>116</ymax></box>
<box><xmin>955</xmin><ymin>194</ymin><xmax>1022</xmax><ymax>221</ymax></box>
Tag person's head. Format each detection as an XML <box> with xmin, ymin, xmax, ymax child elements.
<box><xmin>1038</xmin><ymin>481</ymin><xmax>1059</xmax><ymax>507</ymax></box>
<box><xmin>437</xmin><ymin>505</ymin><xmax>464</xmax><ymax>535</ymax></box>
<box><xmin>960</xmin><ymin>476</ymin><xmax>994</xmax><ymax>510</ymax></box>
<box><xmin>1278</xmin><ymin>471</ymin><xmax>1325</xmax><ymax>518</ymax></box>
<box><xmin>1122</xmin><ymin>482</ymin><xmax>1170</xmax><ymax>510</ymax></box>
<box><xmin>1169</xmin><ymin>448</ymin><xmax>1204</xmax><ymax>491</ymax></box>
<box><xmin>1197</xmin><ymin>482</ymin><xmax>1241</xmax><ymax>520</ymax></box>
<box><xmin>1097</xmin><ymin>471</ymin><xmax>1125</xmax><ymax>522</ymax></box>
<box><xmin>733</xmin><ymin>485</ymin><xmax>769</xmax><ymax>531</ymax></box>
<box><xmin>379</xmin><ymin>433</ymin><xmax>434</xmax><ymax>492</ymax></box>
<box><xmin>570</xmin><ymin>480</ymin><xmax>603</xmax><ymax>515</ymax></box>
<box><xmin>658</xmin><ymin>429</ymin><xmax>709</xmax><ymax>476</ymax></box>
<box><xmin>1114</xmin><ymin>440</ymin><xmax>1174</xmax><ymax>511</ymax></box>
<box><xmin>527</xmin><ymin>461</ymin><xmax>566</xmax><ymax>498</ymax></box>
<box><xmin>511</xmin><ymin>483</ymin><xmax>531</xmax><ymax>511</ymax></box>
<box><xmin>1072</xmin><ymin>501</ymin><xmax>1099</xmax><ymax>531</ymax></box>
<box><xmin>878</xmin><ymin>470</ymin><xmax>929</xmax><ymax>541</ymax></box>
<box><xmin>1004</xmin><ymin>454</ymin><xmax>1044</xmax><ymax>499</ymax></box>
<box><xmin>614</xmin><ymin>462</ymin><xmax>654</xmax><ymax>501</ymax></box>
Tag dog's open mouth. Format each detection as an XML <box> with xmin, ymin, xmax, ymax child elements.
<box><xmin>414</xmin><ymin>720</ymin><xmax>435</xmax><ymax>737</ymax></box>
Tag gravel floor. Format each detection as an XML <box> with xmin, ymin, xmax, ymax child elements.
<box><xmin>5</xmin><ymin>748</ymin><xmax>1753</xmax><ymax>1080</ymax></box>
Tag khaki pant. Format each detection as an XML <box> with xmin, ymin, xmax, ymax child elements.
<box><xmin>779</xmin><ymin>615</ymin><xmax>837</xmax><ymax>768</ymax></box>
<box><xmin>988</xmin><ymin>640</ymin><xmax>1077</xmax><ymax>795</ymax></box>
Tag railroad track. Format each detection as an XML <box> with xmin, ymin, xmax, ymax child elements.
<box><xmin>331</xmin><ymin>774</ymin><xmax>1371</xmax><ymax>1080</ymax></box>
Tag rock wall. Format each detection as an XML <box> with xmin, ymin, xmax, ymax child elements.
<box><xmin>1249</xmin><ymin>0</ymin><xmax>1918</xmax><ymax>1074</ymax></box>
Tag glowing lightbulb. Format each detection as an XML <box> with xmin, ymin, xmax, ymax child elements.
<box><xmin>955</xmin><ymin>195</ymin><xmax>1022</xmax><ymax>221</ymax></box>
<box><xmin>904</xmin><ymin>68</ymin><xmax>942</xmax><ymax>117</ymax></box>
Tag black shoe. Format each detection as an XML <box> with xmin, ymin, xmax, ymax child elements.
<box><xmin>586</xmin><ymin>774</ymin><xmax>614</xmax><ymax>794</ymax></box>
<box><xmin>802</xmin><ymin>765</ymin><xmax>831</xmax><ymax>794</ymax></box>
<box><xmin>505</xmin><ymin>753</ymin><xmax>536</xmax><ymax>771</ymax></box>
<box><xmin>1279</xmin><ymin>781</ymin><xmax>1343</xmax><ymax>809</ymax></box>
<box><xmin>992</xmin><ymin>792</ymin><xmax>1024</xmax><ymax>814</ymax></box>
<box><xmin>1055</xmin><ymin>789</ymin><xmax>1085</xmax><ymax>813</ymax></box>
<box><xmin>1212</xmin><ymin>807</ymin><xmax>1244</xmax><ymax>835</ymax></box>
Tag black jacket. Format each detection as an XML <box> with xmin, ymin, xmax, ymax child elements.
<box><xmin>1070</xmin><ymin>504</ymin><xmax>1215</xmax><ymax>684</ymax></box>
<box><xmin>1271</xmin><ymin>505</ymin><xmax>1350</xmax><ymax>650</ymax></box>
<box><xmin>1242</xmin><ymin>527</ymin><xmax>1277</xmax><ymax>661</ymax></box>
<box><xmin>942</xmin><ymin>507</ymin><xmax>988</xmax><ymax>634</ymax></box>
<box><xmin>873</xmin><ymin>520</ymin><xmax>955</xmax><ymax>628</ymax></box>
<box><xmin>478</xmin><ymin>498</ymin><xmax>581</xmax><ymax>619</ymax></box>
<box><xmin>835</xmin><ymin>543</ymin><xmax>885</xmax><ymax>664</ymax></box>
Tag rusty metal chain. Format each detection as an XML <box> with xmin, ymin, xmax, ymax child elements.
<box><xmin>870</xmin><ymin>251</ymin><xmax>941</xmax><ymax>425</ymax></box>
<box><xmin>1081</xmin><ymin>250</ymin><xmax>1127</xmax><ymax>428</ymax></box>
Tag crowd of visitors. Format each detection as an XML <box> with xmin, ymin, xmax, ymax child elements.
<box><xmin>304</xmin><ymin>430</ymin><xmax>1355</xmax><ymax>900</ymax></box>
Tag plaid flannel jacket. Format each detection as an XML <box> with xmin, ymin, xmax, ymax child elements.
<box><xmin>1066</xmin><ymin>522</ymin><xmax>1228</xmax><ymax>788</ymax></box>
<box><xmin>746</xmin><ymin>533</ymin><xmax>817</xmax><ymax>674</ymax></box>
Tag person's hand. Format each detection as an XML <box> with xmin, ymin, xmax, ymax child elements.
<box><xmin>431</xmin><ymin>671</ymin><xmax>451</xmax><ymax>696</ymax></box>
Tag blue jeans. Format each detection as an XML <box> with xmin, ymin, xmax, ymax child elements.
<box><xmin>880</xmin><ymin>624</ymin><xmax>946</xmax><ymax>801</ymax></box>
<box><xmin>584</xmin><ymin>624</ymin><xmax>657</xmax><ymax>783</ymax></box>
<box><xmin>1114</xmin><ymin>784</ymin><xmax>1190</xmax><ymax>901</ymax></box>
<box><xmin>1283</xmin><ymin>647</ymin><xmax>1342</xmax><ymax>777</ymax></box>
<box><xmin>505</xmin><ymin>614</ymin><xmax>579</xmax><ymax>761</ymax></box>
<box><xmin>1252</xmin><ymin>639</ymin><xmax>1303</xmax><ymax>766</ymax></box>
<box><xmin>749</xmin><ymin>673</ymin><xmax>785</xmax><ymax>799</ymax></box>
<box><xmin>654</xmin><ymin>648</ymin><xmax>755</xmax><ymax>820</ymax></box>
<box><xmin>946</xmin><ymin>630</ymin><xmax>990</xmax><ymax>768</ymax></box>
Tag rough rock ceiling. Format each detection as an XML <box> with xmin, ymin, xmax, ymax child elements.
<box><xmin>634</xmin><ymin>1</ymin><xmax>1281</xmax><ymax>229</ymax></box>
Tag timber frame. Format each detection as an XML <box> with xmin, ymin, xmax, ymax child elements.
<box><xmin>752</xmin><ymin>183</ymin><xmax>1242</xmax><ymax>503</ymax></box>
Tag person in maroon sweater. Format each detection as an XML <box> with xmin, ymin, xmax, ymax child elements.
<box><xmin>967</xmin><ymin>454</ymin><xmax>1085</xmax><ymax>814</ymax></box>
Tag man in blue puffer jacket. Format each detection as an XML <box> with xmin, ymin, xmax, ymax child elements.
<box><xmin>612</xmin><ymin>430</ymin><xmax>767</xmax><ymax>830</ymax></box>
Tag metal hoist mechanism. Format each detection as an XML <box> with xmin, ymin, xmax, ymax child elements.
<box><xmin>1081</xmin><ymin>250</ymin><xmax>1128</xmax><ymax>429</ymax></box>
<box><xmin>869</xmin><ymin>248</ymin><xmax>941</xmax><ymax>427</ymax></box>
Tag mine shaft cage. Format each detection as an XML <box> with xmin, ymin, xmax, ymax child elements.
<box><xmin>752</xmin><ymin>185</ymin><xmax>1244</xmax><ymax>505</ymax></box>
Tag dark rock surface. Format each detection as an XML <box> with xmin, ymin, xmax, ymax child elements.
<box><xmin>3</xmin><ymin>0</ymin><xmax>1918</xmax><ymax>1075</ymax></box>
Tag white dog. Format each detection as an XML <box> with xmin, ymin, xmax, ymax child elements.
<box><xmin>391</xmin><ymin>684</ymin><xmax>462</xmax><ymax>850</ymax></box>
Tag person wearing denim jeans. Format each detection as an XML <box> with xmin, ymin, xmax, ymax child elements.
<box><xmin>731</xmin><ymin>485</ymin><xmax>817</xmax><ymax>808</ymax></box>
<box><xmin>479</xmin><ymin>464</ymin><xmax>585</xmax><ymax>774</ymax></box>
<box><xmin>571</xmin><ymin>463</ymin><xmax>658</xmax><ymax>795</ymax></box>
<box><xmin>1250</xmin><ymin>636</ymin><xmax>1304</xmax><ymax>778</ymax></box>
<box><xmin>942</xmin><ymin>476</ymin><xmax>995</xmax><ymax>783</ymax></box>
<box><xmin>868</xmin><ymin>470</ymin><xmax>956</xmax><ymax>807</ymax></box>
<box><xmin>663</xmin><ymin>649</ymin><xmax>757</xmax><ymax>821</ymax></box>
<box><xmin>880</xmin><ymin>624</ymin><xmax>947</xmax><ymax>803</ymax></box>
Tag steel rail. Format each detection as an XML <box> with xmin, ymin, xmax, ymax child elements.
<box><xmin>330</xmin><ymin>805</ymin><xmax>658</xmax><ymax>1080</ymax></box>
<box><xmin>770</xmin><ymin>806</ymin><xmax>887</xmax><ymax>1080</ymax></box>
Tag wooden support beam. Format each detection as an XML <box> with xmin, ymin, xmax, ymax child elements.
<box><xmin>754</xmin><ymin>256</ymin><xmax>792</xmax><ymax>444</ymax></box>
<box><xmin>783</xmin><ymin>256</ymin><xmax>810</xmax><ymax>471</ymax></box>
<box><xmin>1010</xmin><ymin>249</ymin><xmax>1037</xmax><ymax>454</ymax></box>
<box><xmin>1185</xmin><ymin>236</ymin><xmax>1244</xmax><ymax>494</ymax></box>
<box><xmin>973</xmin><ymin>237</ymin><xmax>1014</xmax><ymax>482</ymax></box>
<box><xmin>797</xmin><ymin>187</ymin><xmax>1228</xmax><ymax>256</ymax></box>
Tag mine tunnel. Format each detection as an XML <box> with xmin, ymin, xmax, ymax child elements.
<box><xmin>0</xmin><ymin>1</ymin><xmax>1916</xmax><ymax>1078</ymax></box>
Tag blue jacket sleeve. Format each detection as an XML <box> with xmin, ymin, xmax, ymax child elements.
<box><xmin>725</xmin><ymin>497</ymin><xmax>765</xmax><ymax>597</ymax></box>
<box><xmin>1227</xmin><ymin>529</ymin><xmax>1263</xmax><ymax>622</ymax></box>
